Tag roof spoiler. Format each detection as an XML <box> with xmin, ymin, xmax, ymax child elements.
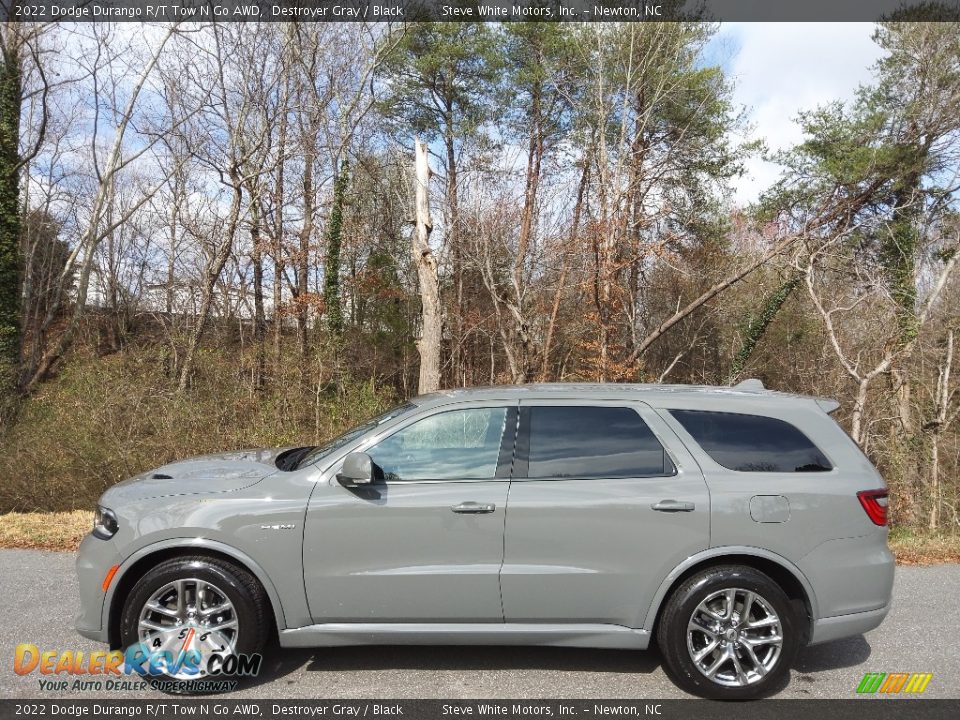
<box><xmin>815</xmin><ymin>398</ymin><xmax>841</xmax><ymax>414</ymax></box>
<box><xmin>732</xmin><ymin>378</ymin><xmax>841</xmax><ymax>414</ymax></box>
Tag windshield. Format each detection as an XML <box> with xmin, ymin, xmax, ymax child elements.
<box><xmin>294</xmin><ymin>403</ymin><xmax>417</xmax><ymax>470</ymax></box>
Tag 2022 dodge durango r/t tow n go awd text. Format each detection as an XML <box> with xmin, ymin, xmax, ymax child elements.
<box><xmin>75</xmin><ymin>380</ymin><xmax>894</xmax><ymax>699</ymax></box>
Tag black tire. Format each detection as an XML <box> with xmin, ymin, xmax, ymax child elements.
<box><xmin>656</xmin><ymin>565</ymin><xmax>800</xmax><ymax>700</ymax></box>
<box><xmin>120</xmin><ymin>555</ymin><xmax>270</xmax><ymax>693</ymax></box>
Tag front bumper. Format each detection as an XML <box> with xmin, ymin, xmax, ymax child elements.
<box><xmin>74</xmin><ymin>532</ymin><xmax>122</xmax><ymax>644</ymax></box>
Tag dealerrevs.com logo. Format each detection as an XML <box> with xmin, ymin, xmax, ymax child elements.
<box><xmin>856</xmin><ymin>672</ymin><xmax>934</xmax><ymax>695</ymax></box>
<box><xmin>14</xmin><ymin>642</ymin><xmax>262</xmax><ymax>693</ymax></box>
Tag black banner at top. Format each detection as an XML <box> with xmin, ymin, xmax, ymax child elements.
<box><xmin>3</xmin><ymin>0</ymin><xmax>960</xmax><ymax>23</ymax></box>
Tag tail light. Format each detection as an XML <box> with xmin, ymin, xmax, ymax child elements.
<box><xmin>857</xmin><ymin>489</ymin><xmax>889</xmax><ymax>526</ymax></box>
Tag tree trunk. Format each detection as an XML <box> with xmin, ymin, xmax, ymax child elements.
<box><xmin>443</xmin><ymin>124</ymin><xmax>461</xmax><ymax>386</ymax></box>
<box><xmin>166</xmin><ymin>169</ymin><xmax>183</xmax><ymax>316</ymax></box>
<box><xmin>541</xmin><ymin>147</ymin><xmax>590</xmax><ymax>380</ymax></box>
<box><xmin>727</xmin><ymin>273</ymin><xmax>802</xmax><ymax>383</ymax></box>
<box><xmin>929</xmin><ymin>328</ymin><xmax>954</xmax><ymax>531</ymax></box>
<box><xmin>625</xmin><ymin>234</ymin><xmax>800</xmax><ymax>367</ymax></box>
<box><xmin>413</xmin><ymin>138</ymin><xmax>440</xmax><ymax>394</ymax></box>
<box><xmin>929</xmin><ymin>433</ymin><xmax>940</xmax><ymax>531</ymax></box>
<box><xmin>177</xmin><ymin>181</ymin><xmax>243</xmax><ymax>392</ymax></box>
<box><xmin>0</xmin><ymin>35</ymin><xmax>22</xmax><ymax>399</ymax></box>
<box><xmin>296</xmin><ymin>133</ymin><xmax>315</xmax><ymax>360</ymax></box>
<box><xmin>323</xmin><ymin>157</ymin><xmax>348</xmax><ymax>338</ymax></box>
<box><xmin>250</xmin><ymin>197</ymin><xmax>266</xmax><ymax>389</ymax></box>
<box><xmin>886</xmin><ymin>163</ymin><xmax>923</xmax><ymax>436</ymax></box>
<box><xmin>271</xmin><ymin>78</ymin><xmax>288</xmax><ymax>364</ymax></box>
<box><xmin>511</xmin><ymin>80</ymin><xmax>544</xmax><ymax>384</ymax></box>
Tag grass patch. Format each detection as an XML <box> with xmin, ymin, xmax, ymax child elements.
<box><xmin>1</xmin><ymin>512</ymin><xmax>959</xmax><ymax>564</ymax></box>
<box><xmin>888</xmin><ymin>527</ymin><xmax>960</xmax><ymax>566</ymax></box>
<box><xmin>0</xmin><ymin>511</ymin><xmax>94</xmax><ymax>551</ymax></box>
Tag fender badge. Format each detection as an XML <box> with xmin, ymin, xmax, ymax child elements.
<box><xmin>260</xmin><ymin>524</ymin><xmax>296</xmax><ymax>530</ymax></box>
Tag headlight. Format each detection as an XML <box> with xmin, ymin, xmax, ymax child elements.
<box><xmin>93</xmin><ymin>506</ymin><xmax>119</xmax><ymax>539</ymax></box>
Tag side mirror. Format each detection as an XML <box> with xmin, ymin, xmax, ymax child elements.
<box><xmin>337</xmin><ymin>452</ymin><xmax>375</xmax><ymax>487</ymax></box>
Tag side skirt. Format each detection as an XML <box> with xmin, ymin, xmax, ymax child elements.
<box><xmin>278</xmin><ymin>623</ymin><xmax>651</xmax><ymax>650</ymax></box>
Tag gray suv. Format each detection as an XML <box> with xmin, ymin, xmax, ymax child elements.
<box><xmin>76</xmin><ymin>381</ymin><xmax>894</xmax><ymax>699</ymax></box>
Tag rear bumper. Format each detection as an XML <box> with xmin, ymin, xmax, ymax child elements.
<box><xmin>798</xmin><ymin>532</ymin><xmax>895</xmax><ymax>618</ymax></box>
<box><xmin>798</xmin><ymin>531</ymin><xmax>894</xmax><ymax>645</ymax></box>
<box><xmin>809</xmin><ymin>600</ymin><xmax>891</xmax><ymax>645</ymax></box>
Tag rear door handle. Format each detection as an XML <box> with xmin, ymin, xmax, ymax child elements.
<box><xmin>651</xmin><ymin>499</ymin><xmax>695</xmax><ymax>512</ymax></box>
<box><xmin>451</xmin><ymin>502</ymin><xmax>496</xmax><ymax>514</ymax></box>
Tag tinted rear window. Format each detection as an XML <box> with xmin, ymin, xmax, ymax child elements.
<box><xmin>527</xmin><ymin>406</ymin><xmax>674</xmax><ymax>479</ymax></box>
<box><xmin>669</xmin><ymin>409</ymin><xmax>832</xmax><ymax>473</ymax></box>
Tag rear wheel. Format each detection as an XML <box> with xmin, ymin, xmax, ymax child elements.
<box><xmin>656</xmin><ymin>565</ymin><xmax>800</xmax><ymax>699</ymax></box>
<box><xmin>120</xmin><ymin>556</ymin><xmax>269</xmax><ymax>692</ymax></box>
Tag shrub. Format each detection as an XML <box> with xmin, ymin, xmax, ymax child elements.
<box><xmin>0</xmin><ymin>346</ymin><xmax>396</xmax><ymax>512</ymax></box>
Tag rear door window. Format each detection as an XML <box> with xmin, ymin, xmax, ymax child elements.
<box><xmin>669</xmin><ymin>409</ymin><xmax>832</xmax><ymax>472</ymax></box>
<box><xmin>524</xmin><ymin>406</ymin><xmax>674</xmax><ymax>479</ymax></box>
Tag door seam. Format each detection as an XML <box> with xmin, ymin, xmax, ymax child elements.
<box><xmin>498</xmin><ymin>403</ymin><xmax>520</xmax><ymax>623</ymax></box>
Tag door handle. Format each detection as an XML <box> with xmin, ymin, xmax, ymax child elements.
<box><xmin>451</xmin><ymin>502</ymin><xmax>496</xmax><ymax>514</ymax></box>
<box><xmin>651</xmin><ymin>499</ymin><xmax>696</xmax><ymax>512</ymax></box>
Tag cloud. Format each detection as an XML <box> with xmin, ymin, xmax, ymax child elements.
<box><xmin>719</xmin><ymin>23</ymin><xmax>886</xmax><ymax>205</ymax></box>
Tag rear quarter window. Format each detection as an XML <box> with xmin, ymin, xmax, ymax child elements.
<box><xmin>669</xmin><ymin>409</ymin><xmax>832</xmax><ymax>473</ymax></box>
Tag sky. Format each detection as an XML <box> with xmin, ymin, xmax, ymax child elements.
<box><xmin>713</xmin><ymin>23</ymin><xmax>887</xmax><ymax>205</ymax></box>
<box><xmin>64</xmin><ymin>22</ymin><xmax>888</xmax><ymax>213</ymax></box>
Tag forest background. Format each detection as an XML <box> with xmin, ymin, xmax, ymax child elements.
<box><xmin>0</xmin><ymin>19</ymin><xmax>958</xmax><ymax>550</ymax></box>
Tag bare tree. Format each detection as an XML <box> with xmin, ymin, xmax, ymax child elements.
<box><xmin>27</xmin><ymin>25</ymin><xmax>181</xmax><ymax>389</ymax></box>
<box><xmin>803</xmin><ymin>231</ymin><xmax>959</xmax><ymax>446</ymax></box>
<box><xmin>413</xmin><ymin>138</ymin><xmax>440</xmax><ymax>393</ymax></box>
<box><xmin>173</xmin><ymin>25</ymin><xmax>271</xmax><ymax>392</ymax></box>
<box><xmin>926</xmin><ymin>329</ymin><xmax>960</xmax><ymax>529</ymax></box>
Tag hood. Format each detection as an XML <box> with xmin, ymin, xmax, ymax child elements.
<box><xmin>101</xmin><ymin>448</ymin><xmax>284</xmax><ymax>504</ymax></box>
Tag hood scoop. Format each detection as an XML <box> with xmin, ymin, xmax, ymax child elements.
<box><xmin>273</xmin><ymin>446</ymin><xmax>316</xmax><ymax>471</ymax></box>
<box><xmin>101</xmin><ymin>448</ymin><xmax>283</xmax><ymax>503</ymax></box>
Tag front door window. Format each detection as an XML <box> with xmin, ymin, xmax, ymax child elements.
<box><xmin>367</xmin><ymin>407</ymin><xmax>510</xmax><ymax>481</ymax></box>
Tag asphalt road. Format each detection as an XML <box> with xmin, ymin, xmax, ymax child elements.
<box><xmin>1</xmin><ymin>549</ymin><xmax>957</xmax><ymax>699</ymax></box>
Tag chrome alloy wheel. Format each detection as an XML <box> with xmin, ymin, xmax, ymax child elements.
<box><xmin>137</xmin><ymin>578</ymin><xmax>239</xmax><ymax>680</ymax></box>
<box><xmin>686</xmin><ymin>587</ymin><xmax>783</xmax><ymax>687</ymax></box>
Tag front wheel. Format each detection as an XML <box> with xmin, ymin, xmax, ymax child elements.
<box><xmin>656</xmin><ymin>565</ymin><xmax>801</xmax><ymax>699</ymax></box>
<box><xmin>119</xmin><ymin>556</ymin><xmax>270</xmax><ymax>692</ymax></box>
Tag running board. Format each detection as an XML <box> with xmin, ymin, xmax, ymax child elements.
<box><xmin>279</xmin><ymin>623</ymin><xmax>651</xmax><ymax>650</ymax></box>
